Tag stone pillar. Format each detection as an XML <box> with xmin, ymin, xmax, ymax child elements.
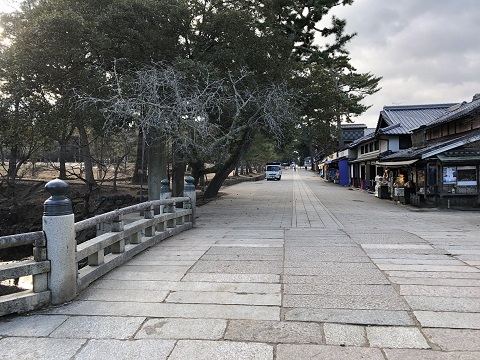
<box><xmin>184</xmin><ymin>176</ymin><xmax>196</xmax><ymax>226</ymax></box>
<box><xmin>43</xmin><ymin>179</ymin><xmax>77</xmax><ymax>305</ymax></box>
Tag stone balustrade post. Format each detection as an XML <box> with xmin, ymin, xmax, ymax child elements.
<box><xmin>43</xmin><ymin>179</ymin><xmax>77</xmax><ymax>305</ymax></box>
<box><xmin>183</xmin><ymin>176</ymin><xmax>196</xmax><ymax>226</ymax></box>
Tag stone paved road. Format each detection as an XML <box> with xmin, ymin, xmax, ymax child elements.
<box><xmin>1</xmin><ymin>169</ymin><xmax>480</xmax><ymax>359</ymax></box>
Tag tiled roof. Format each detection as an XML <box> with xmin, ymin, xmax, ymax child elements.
<box><xmin>424</xmin><ymin>98</ymin><xmax>480</xmax><ymax>128</ymax></box>
<box><xmin>341</xmin><ymin>123</ymin><xmax>367</xmax><ymax>129</ymax></box>
<box><xmin>378</xmin><ymin>104</ymin><xmax>456</xmax><ymax>134</ymax></box>
<box><xmin>381</xmin><ymin>130</ymin><xmax>480</xmax><ymax>161</ymax></box>
<box><xmin>347</xmin><ymin>131</ymin><xmax>376</xmax><ymax>148</ymax></box>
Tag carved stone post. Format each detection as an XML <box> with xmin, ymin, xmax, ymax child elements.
<box><xmin>43</xmin><ymin>179</ymin><xmax>77</xmax><ymax>305</ymax></box>
<box><xmin>183</xmin><ymin>176</ymin><xmax>196</xmax><ymax>226</ymax></box>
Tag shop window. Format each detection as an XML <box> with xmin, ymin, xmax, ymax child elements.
<box><xmin>441</xmin><ymin>166</ymin><xmax>478</xmax><ymax>194</ymax></box>
<box><xmin>427</xmin><ymin>165</ymin><xmax>437</xmax><ymax>194</ymax></box>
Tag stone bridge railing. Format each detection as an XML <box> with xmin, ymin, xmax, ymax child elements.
<box><xmin>0</xmin><ymin>177</ymin><xmax>196</xmax><ymax>317</ymax></box>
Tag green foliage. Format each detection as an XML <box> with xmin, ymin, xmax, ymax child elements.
<box><xmin>0</xmin><ymin>0</ymin><xmax>382</xmax><ymax>196</ymax></box>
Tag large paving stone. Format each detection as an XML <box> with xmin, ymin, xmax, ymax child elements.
<box><xmin>77</xmin><ymin>288</ymin><xmax>169</xmax><ymax>302</ymax></box>
<box><xmin>135</xmin><ymin>318</ymin><xmax>227</xmax><ymax>340</ymax></box>
<box><xmin>405</xmin><ymin>296</ymin><xmax>480</xmax><ymax>312</ymax></box>
<box><xmin>285</xmin><ymin>308</ymin><xmax>414</xmax><ymax>326</ymax></box>
<box><xmin>284</xmin><ymin>283</ymin><xmax>399</xmax><ymax>296</ymax></box>
<box><xmin>182</xmin><ymin>273</ymin><xmax>280</xmax><ymax>283</ymax></box>
<box><xmin>224</xmin><ymin>320</ymin><xmax>323</xmax><ymax>344</ymax></box>
<box><xmin>414</xmin><ymin>311</ymin><xmax>480</xmax><ymax>329</ymax></box>
<box><xmin>400</xmin><ymin>285</ymin><xmax>480</xmax><ymax>297</ymax></box>
<box><xmin>75</xmin><ymin>339</ymin><xmax>175</xmax><ymax>360</ymax></box>
<box><xmin>190</xmin><ymin>260</ymin><xmax>282</xmax><ymax>274</ymax></box>
<box><xmin>385</xmin><ymin>271</ymin><xmax>480</xmax><ymax>279</ymax></box>
<box><xmin>165</xmin><ymin>290</ymin><xmax>281</xmax><ymax>306</ymax></box>
<box><xmin>284</xmin><ymin>294</ymin><xmax>409</xmax><ymax>310</ymax></box>
<box><xmin>423</xmin><ymin>328</ymin><xmax>480</xmax><ymax>351</ymax></box>
<box><xmin>0</xmin><ymin>337</ymin><xmax>86</xmax><ymax>360</ymax></box>
<box><xmin>89</xmin><ymin>279</ymin><xmax>280</xmax><ymax>293</ymax></box>
<box><xmin>384</xmin><ymin>348</ymin><xmax>480</xmax><ymax>360</ymax></box>
<box><xmin>49</xmin><ymin>315</ymin><xmax>145</xmax><ymax>339</ymax></box>
<box><xmin>388</xmin><ymin>277</ymin><xmax>480</xmax><ymax>286</ymax></box>
<box><xmin>366</xmin><ymin>326</ymin><xmax>429</xmax><ymax>349</ymax></box>
<box><xmin>378</xmin><ymin>264</ymin><xmax>480</xmax><ymax>272</ymax></box>
<box><xmin>283</xmin><ymin>274</ymin><xmax>390</xmax><ymax>285</ymax></box>
<box><xmin>0</xmin><ymin>315</ymin><xmax>68</xmax><ymax>337</ymax></box>
<box><xmin>43</xmin><ymin>300</ymin><xmax>280</xmax><ymax>321</ymax></box>
<box><xmin>323</xmin><ymin>323</ymin><xmax>367</xmax><ymax>346</ymax></box>
<box><xmin>276</xmin><ymin>344</ymin><xmax>384</xmax><ymax>360</ymax></box>
<box><xmin>168</xmin><ymin>340</ymin><xmax>273</xmax><ymax>360</ymax></box>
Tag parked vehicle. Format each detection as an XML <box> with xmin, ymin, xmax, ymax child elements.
<box><xmin>266</xmin><ymin>162</ymin><xmax>282</xmax><ymax>181</ymax></box>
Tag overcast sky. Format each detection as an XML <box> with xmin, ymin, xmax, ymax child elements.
<box><xmin>327</xmin><ymin>0</ymin><xmax>480</xmax><ymax>128</ymax></box>
<box><xmin>2</xmin><ymin>1</ymin><xmax>479</xmax><ymax>129</ymax></box>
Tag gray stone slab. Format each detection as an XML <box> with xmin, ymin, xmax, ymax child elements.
<box><xmin>0</xmin><ymin>337</ymin><xmax>86</xmax><ymax>360</ymax></box>
<box><xmin>389</xmin><ymin>277</ymin><xmax>480</xmax><ymax>286</ymax></box>
<box><xmin>384</xmin><ymin>348</ymin><xmax>480</xmax><ymax>360</ymax></box>
<box><xmin>88</xmin><ymin>279</ymin><xmax>280</xmax><ymax>294</ymax></box>
<box><xmin>284</xmin><ymin>266</ymin><xmax>380</xmax><ymax>276</ymax></box>
<box><xmin>165</xmin><ymin>291</ymin><xmax>281</xmax><ymax>306</ymax></box>
<box><xmin>284</xmin><ymin>308</ymin><xmax>414</xmax><ymax>326</ymax></box>
<box><xmin>323</xmin><ymin>323</ymin><xmax>367</xmax><ymax>346</ymax></box>
<box><xmin>75</xmin><ymin>339</ymin><xmax>175</xmax><ymax>360</ymax></box>
<box><xmin>362</xmin><ymin>244</ymin><xmax>433</xmax><ymax>250</ymax></box>
<box><xmin>374</xmin><ymin>258</ymin><xmax>464</xmax><ymax>265</ymax></box>
<box><xmin>284</xmin><ymin>283</ymin><xmax>399</xmax><ymax>296</ymax></box>
<box><xmin>369</xmin><ymin>254</ymin><xmax>450</xmax><ymax>260</ymax></box>
<box><xmin>201</xmin><ymin>254</ymin><xmax>282</xmax><ymax>261</ymax></box>
<box><xmin>385</xmin><ymin>271</ymin><xmax>480</xmax><ymax>279</ymax></box>
<box><xmin>378</xmin><ymin>264</ymin><xmax>479</xmax><ymax>272</ymax></box>
<box><xmin>49</xmin><ymin>315</ymin><xmax>145</xmax><ymax>339</ymax></box>
<box><xmin>400</xmin><ymin>285</ymin><xmax>480</xmax><ymax>297</ymax></box>
<box><xmin>190</xmin><ymin>260</ymin><xmax>282</xmax><ymax>274</ymax></box>
<box><xmin>182</xmin><ymin>273</ymin><xmax>280</xmax><ymax>283</ymax></box>
<box><xmin>78</xmin><ymin>288</ymin><xmax>169</xmax><ymax>302</ymax></box>
<box><xmin>224</xmin><ymin>320</ymin><xmax>323</xmax><ymax>344</ymax></box>
<box><xmin>205</xmin><ymin>247</ymin><xmax>283</xmax><ymax>255</ymax></box>
<box><xmin>276</xmin><ymin>344</ymin><xmax>384</xmax><ymax>360</ymax></box>
<box><xmin>127</xmin><ymin>259</ymin><xmax>198</xmax><ymax>266</ymax></box>
<box><xmin>366</xmin><ymin>326</ymin><xmax>429</xmax><ymax>349</ymax></box>
<box><xmin>405</xmin><ymin>296</ymin><xmax>480</xmax><ymax>312</ymax></box>
<box><xmin>117</xmin><ymin>264</ymin><xmax>193</xmax><ymax>273</ymax></box>
<box><xmin>365</xmin><ymin>248</ymin><xmax>448</xmax><ymax>255</ymax></box>
<box><xmin>423</xmin><ymin>328</ymin><xmax>480</xmax><ymax>351</ymax></box>
<box><xmin>101</xmin><ymin>271</ymin><xmax>184</xmax><ymax>281</ymax></box>
<box><xmin>0</xmin><ymin>315</ymin><xmax>68</xmax><ymax>337</ymax></box>
<box><xmin>168</xmin><ymin>340</ymin><xmax>273</xmax><ymax>360</ymax></box>
<box><xmin>284</xmin><ymin>294</ymin><xmax>409</xmax><ymax>310</ymax></box>
<box><xmin>283</xmin><ymin>274</ymin><xmax>390</xmax><ymax>285</ymax></box>
<box><xmin>414</xmin><ymin>311</ymin><xmax>480</xmax><ymax>329</ymax></box>
<box><xmin>44</xmin><ymin>300</ymin><xmax>280</xmax><ymax>321</ymax></box>
<box><xmin>135</xmin><ymin>318</ymin><xmax>227</xmax><ymax>340</ymax></box>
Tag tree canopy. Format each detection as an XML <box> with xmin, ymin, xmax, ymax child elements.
<box><xmin>0</xmin><ymin>0</ymin><xmax>381</xmax><ymax>198</ymax></box>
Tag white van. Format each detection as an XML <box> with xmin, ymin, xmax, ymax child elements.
<box><xmin>266</xmin><ymin>162</ymin><xmax>282</xmax><ymax>181</ymax></box>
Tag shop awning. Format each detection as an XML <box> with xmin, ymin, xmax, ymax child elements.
<box><xmin>375</xmin><ymin>159</ymin><xmax>418</xmax><ymax>167</ymax></box>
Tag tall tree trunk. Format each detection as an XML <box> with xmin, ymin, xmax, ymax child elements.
<box><xmin>204</xmin><ymin>129</ymin><xmax>253</xmax><ymax>199</ymax></box>
<box><xmin>172</xmin><ymin>161</ymin><xmax>185</xmax><ymax>197</ymax></box>
<box><xmin>77</xmin><ymin>123</ymin><xmax>95</xmax><ymax>186</ymax></box>
<box><xmin>147</xmin><ymin>137</ymin><xmax>168</xmax><ymax>201</ymax></box>
<box><xmin>58</xmin><ymin>142</ymin><xmax>67</xmax><ymax>179</ymax></box>
<box><xmin>7</xmin><ymin>145</ymin><xmax>18</xmax><ymax>183</ymax></box>
<box><xmin>132</xmin><ymin>129</ymin><xmax>146</xmax><ymax>184</ymax></box>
